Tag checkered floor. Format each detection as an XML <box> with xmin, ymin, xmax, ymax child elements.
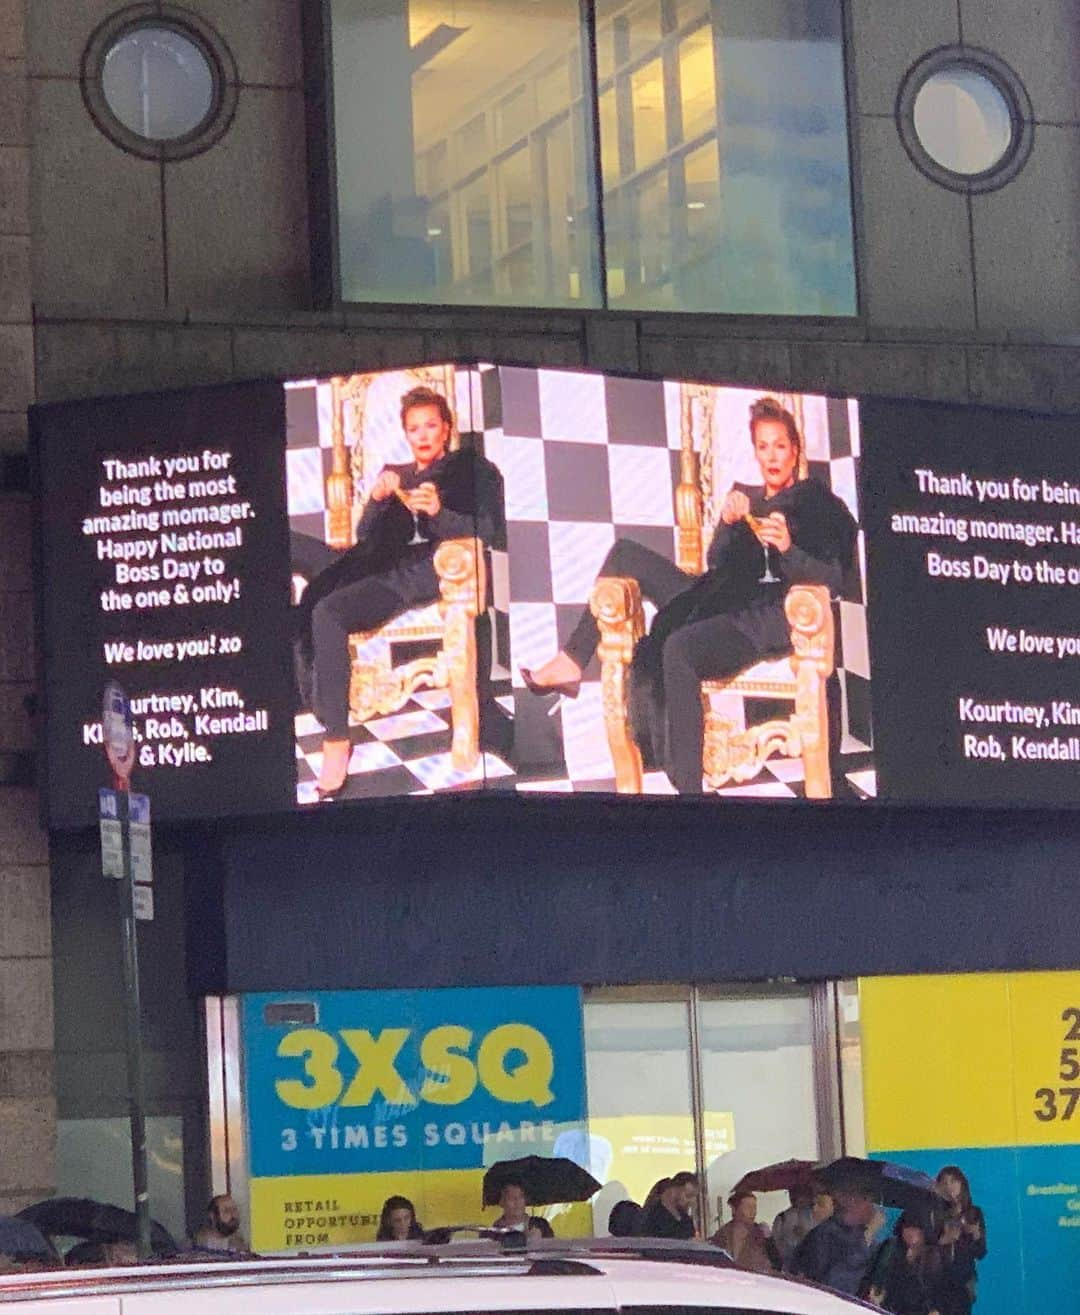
<box><xmin>296</xmin><ymin>689</ymin><xmax>876</xmax><ymax>803</ymax></box>
<box><xmin>295</xmin><ymin>689</ymin><xmax>519</xmax><ymax>805</ymax></box>
<box><xmin>514</xmin><ymin>682</ymin><xmax>876</xmax><ymax>799</ymax></box>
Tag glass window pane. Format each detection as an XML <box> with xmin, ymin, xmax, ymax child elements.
<box><xmin>600</xmin><ymin>0</ymin><xmax>856</xmax><ymax>314</ymax></box>
<box><xmin>596</xmin><ymin>0</ymin><xmax>664</xmax><ymax>70</ymax></box>
<box><xmin>838</xmin><ymin>979</ymin><xmax>866</xmax><ymax>1157</ymax></box>
<box><xmin>583</xmin><ymin>997</ymin><xmax>696</xmax><ymax>1236</ymax></box>
<box><xmin>630</xmin><ymin>57</ymin><xmax>667</xmax><ymax>171</ymax></box>
<box><xmin>913</xmin><ymin>66</ymin><xmax>1013</xmax><ymax>176</ymax></box>
<box><xmin>598</xmin><ymin>86</ymin><xmax>620</xmax><ymax>187</ymax></box>
<box><xmin>698</xmin><ymin>991</ymin><xmax>818</xmax><ymax>1239</ymax></box>
<box><xmin>57</xmin><ymin>1117</ymin><xmax>186</xmax><ymax>1246</ymax></box>
<box><xmin>102</xmin><ymin>26</ymin><xmax>214</xmax><ymax>141</ymax></box>
<box><xmin>331</xmin><ymin>0</ymin><xmax>600</xmax><ymax>307</ymax></box>
<box><xmin>678</xmin><ymin>26</ymin><xmax>715</xmax><ymax>143</ymax></box>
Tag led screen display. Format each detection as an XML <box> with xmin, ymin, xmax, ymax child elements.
<box><xmin>32</xmin><ymin>364</ymin><xmax>1080</xmax><ymax>826</ymax></box>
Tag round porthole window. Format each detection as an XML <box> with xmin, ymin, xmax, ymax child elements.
<box><xmin>897</xmin><ymin>47</ymin><xmax>1033</xmax><ymax>193</ymax></box>
<box><xmin>82</xmin><ymin>4</ymin><xmax>237</xmax><ymax>160</ymax></box>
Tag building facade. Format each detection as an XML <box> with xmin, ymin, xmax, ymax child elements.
<box><xmin>2</xmin><ymin>0</ymin><xmax>1079</xmax><ymax>1295</ymax></box>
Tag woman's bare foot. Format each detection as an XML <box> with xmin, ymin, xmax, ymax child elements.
<box><xmin>527</xmin><ymin>652</ymin><xmax>582</xmax><ymax>688</ymax></box>
<box><xmin>317</xmin><ymin>738</ymin><xmax>351</xmax><ymax>794</ymax></box>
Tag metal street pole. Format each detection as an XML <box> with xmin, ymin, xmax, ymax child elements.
<box><xmin>117</xmin><ymin>787</ymin><xmax>152</xmax><ymax>1260</ymax></box>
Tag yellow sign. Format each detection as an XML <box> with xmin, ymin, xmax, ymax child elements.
<box><xmin>861</xmin><ymin>971</ymin><xmax>1080</xmax><ymax>1153</ymax></box>
<box><xmin>250</xmin><ymin>1169</ymin><xmax>486</xmax><ymax>1252</ymax></box>
<box><xmin>1009</xmin><ymin>972</ymin><xmax>1080</xmax><ymax>1146</ymax></box>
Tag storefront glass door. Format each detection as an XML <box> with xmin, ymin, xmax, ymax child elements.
<box><xmin>582</xmin><ymin>984</ymin><xmax>825</xmax><ymax>1237</ymax></box>
<box><xmin>697</xmin><ymin>987</ymin><xmax>818</xmax><ymax>1237</ymax></box>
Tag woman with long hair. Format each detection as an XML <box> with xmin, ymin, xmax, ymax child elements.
<box><xmin>935</xmin><ymin>1166</ymin><xmax>986</xmax><ymax>1315</ymax></box>
<box><xmin>869</xmin><ymin>1212</ymin><xmax>945</xmax><ymax>1315</ymax></box>
<box><xmin>292</xmin><ymin>386</ymin><xmax>503</xmax><ymax>798</ymax></box>
<box><xmin>522</xmin><ymin>397</ymin><xmax>856</xmax><ymax>793</ymax></box>
<box><xmin>375</xmin><ymin>1195</ymin><xmax>424</xmax><ymax>1242</ymax></box>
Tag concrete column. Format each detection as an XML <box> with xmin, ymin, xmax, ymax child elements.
<box><xmin>0</xmin><ymin>0</ymin><xmax>55</xmax><ymax>1217</ymax></box>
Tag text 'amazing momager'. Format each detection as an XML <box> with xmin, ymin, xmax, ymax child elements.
<box><xmin>80</xmin><ymin>447</ymin><xmax>273</xmax><ymax>774</ymax></box>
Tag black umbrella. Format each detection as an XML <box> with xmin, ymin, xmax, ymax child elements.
<box><xmin>482</xmin><ymin>1156</ymin><xmax>601</xmax><ymax>1208</ymax></box>
<box><xmin>817</xmin><ymin>1157</ymin><xmax>941</xmax><ymax>1214</ymax></box>
<box><xmin>17</xmin><ymin>1197</ymin><xmax>177</xmax><ymax>1257</ymax></box>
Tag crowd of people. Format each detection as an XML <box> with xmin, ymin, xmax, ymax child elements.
<box><xmin>612</xmin><ymin>1165</ymin><xmax>986</xmax><ymax>1315</ymax></box>
<box><xmin>0</xmin><ymin>1167</ymin><xmax>987</xmax><ymax>1315</ymax></box>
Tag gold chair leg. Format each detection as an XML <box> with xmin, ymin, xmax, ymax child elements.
<box><xmin>800</xmin><ymin>661</ymin><xmax>832</xmax><ymax>799</ymax></box>
<box><xmin>435</xmin><ymin>538</ymin><xmax>486</xmax><ymax>774</ymax></box>
<box><xmin>786</xmin><ymin>585</ymin><xmax>835</xmax><ymax>800</ymax></box>
<box><xmin>591</xmin><ymin>578</ymin><xmax>645</xmax><ymax>793</ymax></box>
<box><xmin>443</xmin><ymin>607</ymin><xmax>480</xmax><ymax>772</ymax></box>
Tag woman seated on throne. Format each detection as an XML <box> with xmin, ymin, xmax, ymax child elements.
<box><xmin>522</xmin><ymin>396</ymin><xmax>857</xmax><ymax>794</ymax></box>
<box><xmin>292</xmin><ymin>385</ymin><xmax>504</xmax><ymax>798</ymax></box>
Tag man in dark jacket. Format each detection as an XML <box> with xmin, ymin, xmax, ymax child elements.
<box><xmin>639</xmin><ymin>1171</ymin><xmax>698</xmax><ymax>1240</ymax></box>
<box><xmin>791</xmin><ymin>1188</ymin><xmax>877</xmax><ymax>1295</ymax></box>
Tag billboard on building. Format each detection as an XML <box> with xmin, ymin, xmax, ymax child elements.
<box><xmin>861</xmin><ymin>971</ymin><xmax>1080</xmax><ymax>1315</ymax></box>
<box><xmin>242</xmin><ymin>986</ymin><xmax>586</xmax><ymax>1251</ymax></box>
<box><xmin>32</xmin><ymin>363</ymin><xmax>1080</xmax><ymax>825</ymax></box>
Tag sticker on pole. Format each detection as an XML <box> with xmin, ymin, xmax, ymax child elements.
<box><xmin>98</xmin><ymin>787</ymin><xmax>124</xmax><ymax>879</ymax></box>
<box><xmin>132</xmin><ymin>884</ymin><xmax>154</xmax><ymax>922</ymax></box>
<box><xmin>102</xmin><ymin>681</ymin><xmax>135</xmax><ymax>788</ymax></box>
<box><xmin>128</xmin><ymin>792</ymin><xmax>152</xmax><ymax>885</ymax></box>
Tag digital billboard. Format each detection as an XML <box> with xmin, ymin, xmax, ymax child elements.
<box><xmin>32</xmin><ymin>364</ymin><xmax>1080</xmax><ymax>826</ymax></box>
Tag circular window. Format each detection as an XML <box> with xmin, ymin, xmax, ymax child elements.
<box><xmin>102</xmin><ymin>26</ymin><xmax>215</xmax><ymax>141</ymax></box>
<box><xmin>82</xmin><ymin>5</ymin><xmax>237</xmax><ymax>160</ymax></box>
<box><xmin>897</xmin><ymin>47</ymin><xmax>1033</xmax><ymax>193</ymax></box>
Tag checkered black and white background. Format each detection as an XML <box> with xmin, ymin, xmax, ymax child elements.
<box><xmin>479</xmin><ymin>365</ymin><xmax>876</xmax><ymax>800</ymax></box>
<box><xmin>284</xmin><ymin>369</ymin><xmax>515</xmax><ymax>805</ymax></box>
<box><xmin>283</xmin><ymin>364</ymin><xmax>875</xmax><ymax>802</ymax></box>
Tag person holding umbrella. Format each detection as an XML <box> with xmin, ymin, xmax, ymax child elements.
<box><xmin>711</xmin><ymin>1191</ymin><xmax>777</xmax><ymax>1273</ymax></box>
<box><xmin>491</xmin><ymin>1178</ymin><xmax>550</xmax><ymax>1236</ymax></box>
<box><xmin>790</xmin><ymin>1185</ymin><xmax>878</xmax><ymax>1295</ymax></box>
<box><xmin>728</xmin><ymin>1159</ymin><xmax>819</xmax><ymax>1271</ymax></box>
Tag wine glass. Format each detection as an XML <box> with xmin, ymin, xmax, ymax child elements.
<box><xmin>395</xmin><ymin>487</ymin><xmax>428</xmax><ymax>546</ymax></box>
<box><xmin>745</xmin><ymin>513</ymin><xmax>781</xmax><ymax>584</ymax></box>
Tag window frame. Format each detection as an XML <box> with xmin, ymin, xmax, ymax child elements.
<box><xmin>305</xmin><ymin>0</ymin><xmax>864</xmax><ymax>324</ymax></box>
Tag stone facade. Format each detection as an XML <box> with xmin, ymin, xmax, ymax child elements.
<box><xmin>3</xmin><ymin>0</ymin><xmax>1079</xmax><ymax>1221</ymax></box>
<box><xmin>0</xmin><ymin>0</ymin><xmax>54</xmax><ymax>1216</ymax></box>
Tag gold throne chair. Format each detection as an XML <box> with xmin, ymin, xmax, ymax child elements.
<box><xmin>323</xmin><ymin>366</ymin><xmax>486</xmax><ymax>772</ymax></box>
<box><xmin>589</xmin><ymin>384</ymin><xmax>834</xmax><ymax>798</ymax></box>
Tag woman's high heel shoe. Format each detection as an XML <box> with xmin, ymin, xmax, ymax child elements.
<box><xmin>520</xmin><ymin>667</ymin><xmax>581</xmax><ymax>699</ymax></box>
<box><xmin>315</xmin><ymin>740</ymin><xmax>351</xmax><ymax>800</ymax></box>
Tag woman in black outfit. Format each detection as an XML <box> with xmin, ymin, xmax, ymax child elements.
<box><xmin>522</xmin><ymin>396</ymin><xmax>857</xmax><ymax>793</ymax></box>
<box><xmin>292</xmin><ymin>386</ymin><xmax>503</xmax><ymax>796</ymax></box>
<box><xmin>870</xmin><ymin>1212</ymin><xmax>945</xmax><ymax>1315</ymax></box>
<box><xmin>935</xmin><ymin>1166</ymin><xmax>987</xmax><ymax>1315</ymax></box>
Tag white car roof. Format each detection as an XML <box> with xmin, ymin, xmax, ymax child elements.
<box><xmin>0</xmin><ymin>1243</ymin><xmax>872</xmax><ymax>1315</ymax></box>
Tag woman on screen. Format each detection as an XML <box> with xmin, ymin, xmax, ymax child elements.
<box><xmin>521</xmin><ymin>397</ymin><xmax>857</xmax><ymax>794</ymax></box>
<box><xmin>293</xmin><ymin>386</ymin><xmax>503</xmax><ymax>798</ymax></box>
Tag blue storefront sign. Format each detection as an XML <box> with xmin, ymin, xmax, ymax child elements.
<box><xmin>243</xmin><ymin>985</ymin><xmax>586</xmax><ymax>1180</ymax></box>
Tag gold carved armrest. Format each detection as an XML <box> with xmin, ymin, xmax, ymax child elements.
<box><xmin>590</xmin><ymin>576</ymin><xmax>645</xmax><ymax>793</ymax></box>
<box><xmin>434</xmin><ymin>537</ymin><xmax>486</xmax><ymax>618</ymax></box>
<box><xmin>784</xmin><ymin>584</ymin><xmax>834</xmax><ymax>677</ymax></box>
<box><xmin>434</xmin><ymin>538</ymin><xmax>486</xmax><ymax>771</ymax></box>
